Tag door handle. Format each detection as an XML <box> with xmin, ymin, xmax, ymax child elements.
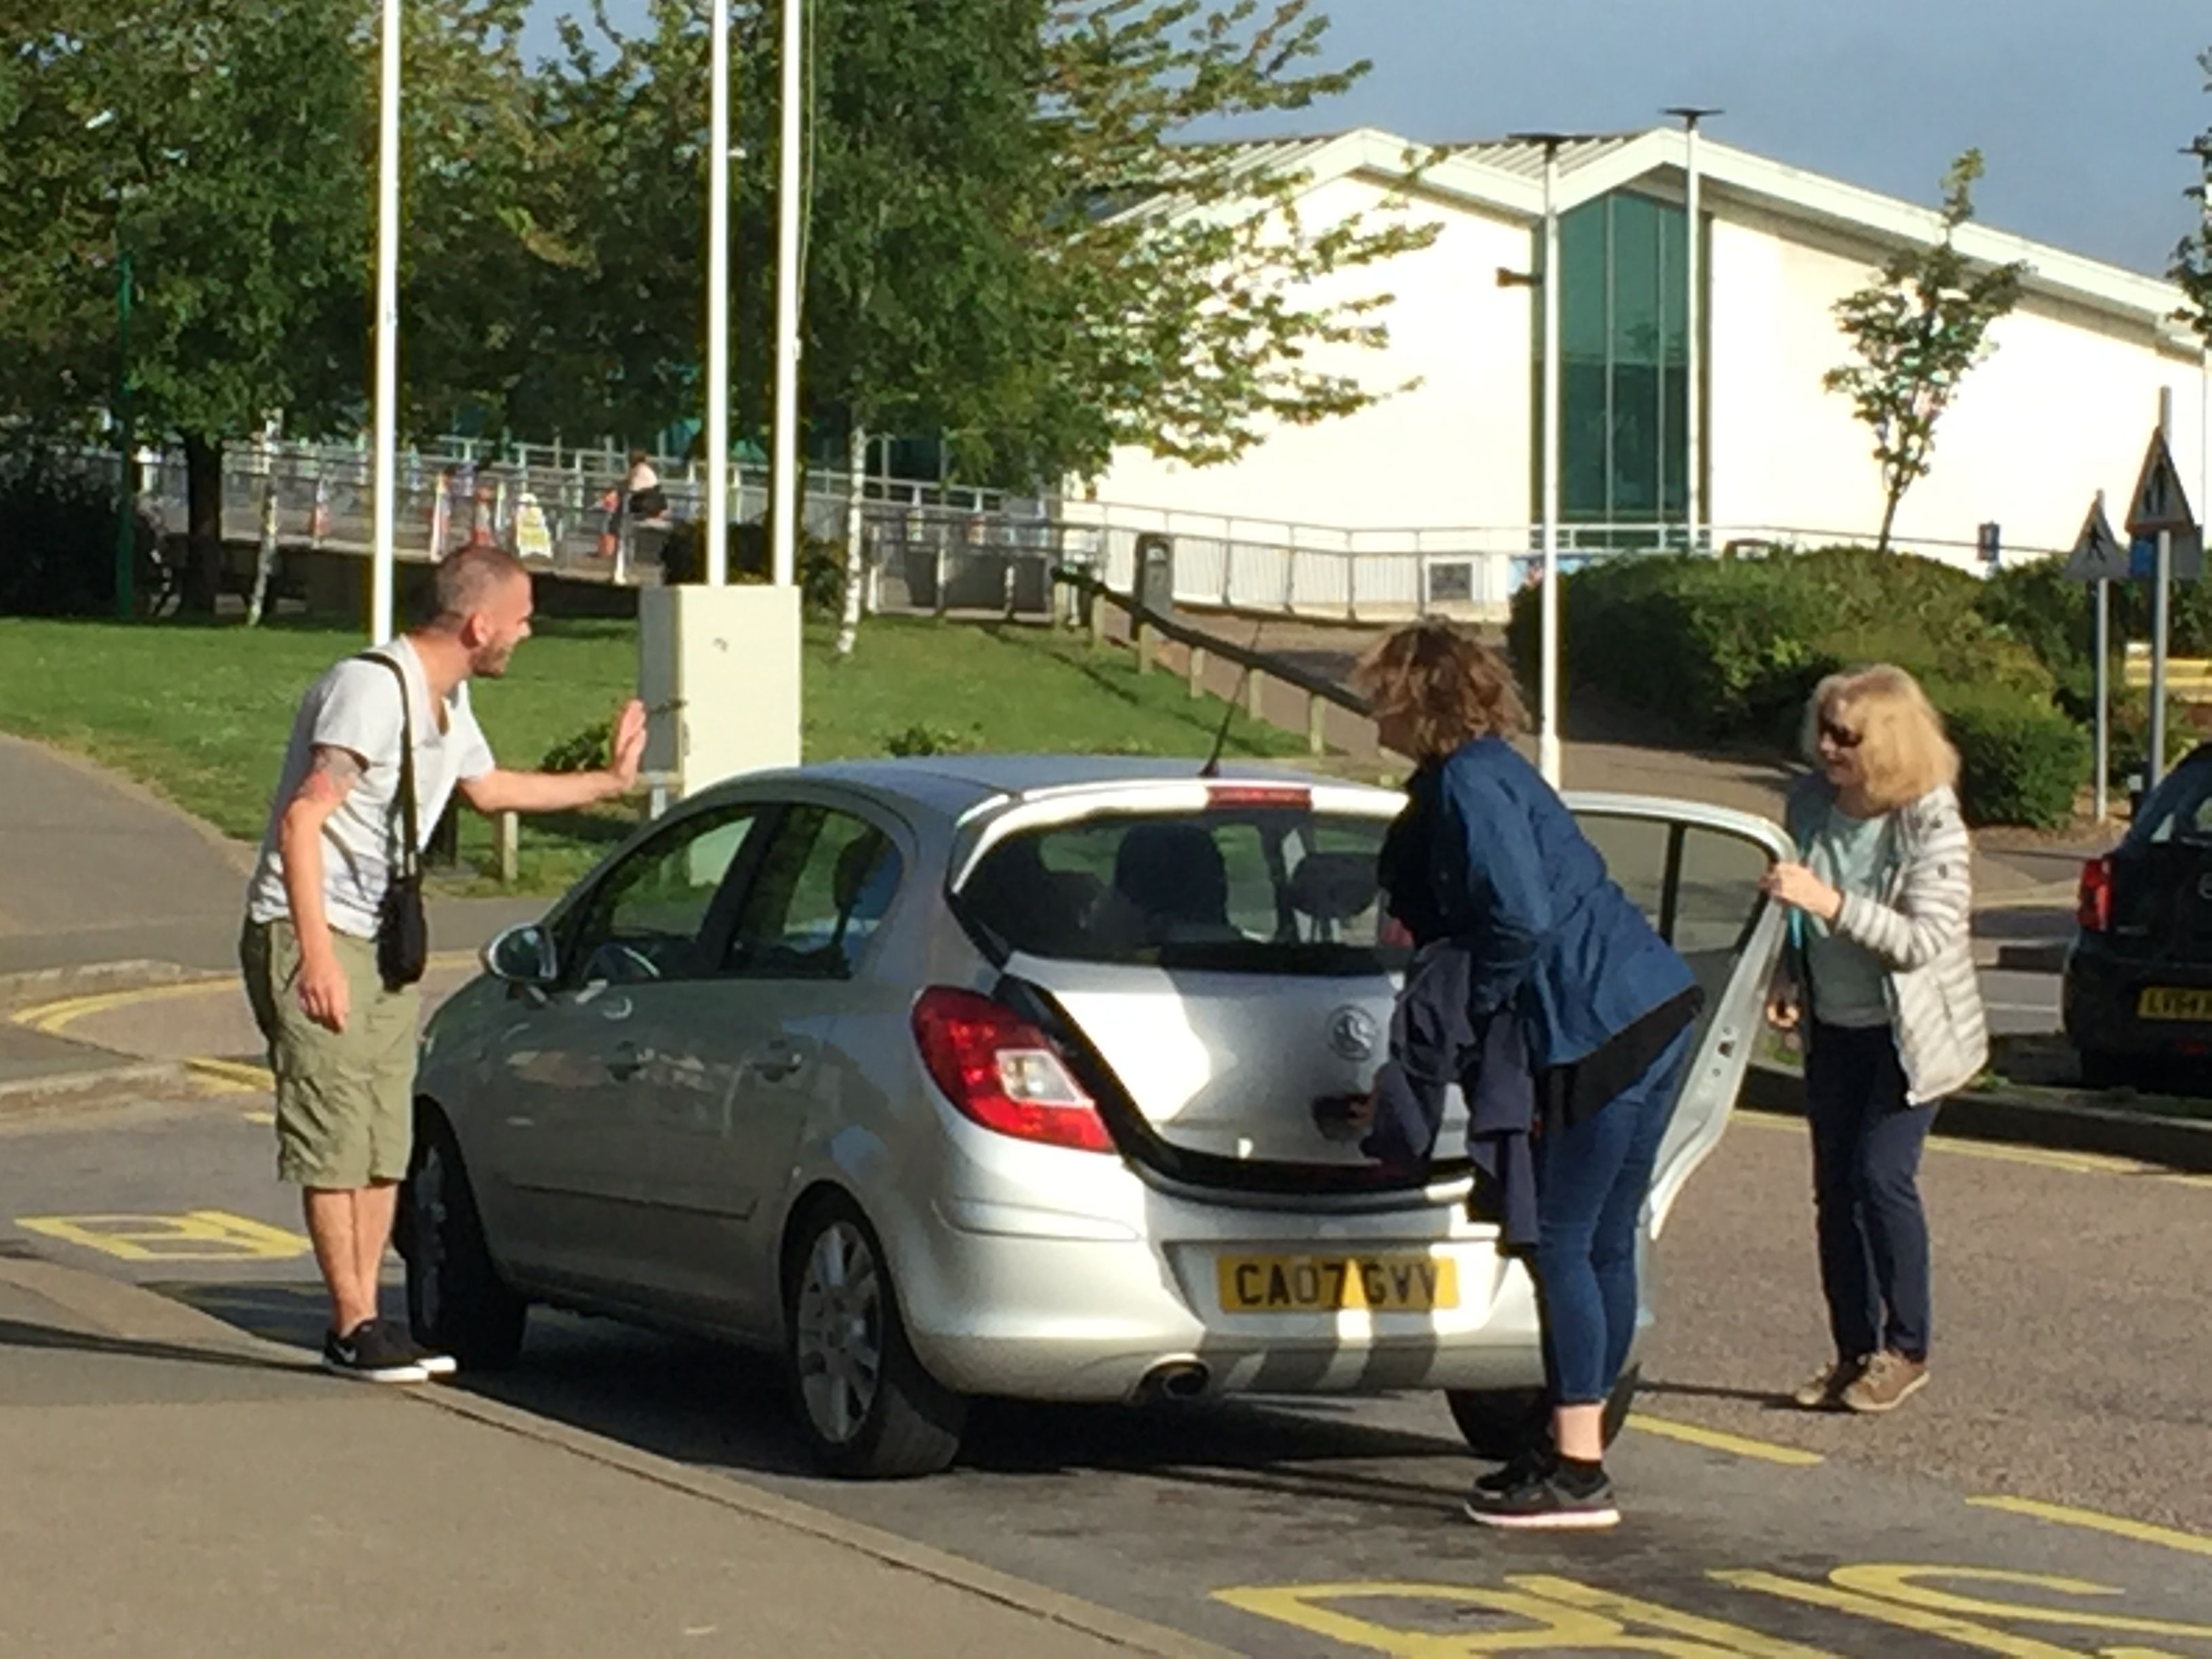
<box><xmin>751</xmin><ymin>1040</ymin><xmax>803</xmax><ymax>1082</ymax></box>
<box><xmin>605</xmin><ymin>1040</ymin><xmax>647</xmax><ymax>1081</ymax></box>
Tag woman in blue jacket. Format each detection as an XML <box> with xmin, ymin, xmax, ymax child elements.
<box><xmin>1352</xmin><ymin>623</ymin><xmax>1700</xmax><ymax>1532</ymax></box>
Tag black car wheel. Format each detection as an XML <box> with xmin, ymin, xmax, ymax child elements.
<box><xmin>401</xmin><ymin>1109</ymin><xmax>528</xmax><ymax>1371</ymax></box>
<box><xmin>1445</xmin><ymin>1366</ymin><xmax>1639</xmax><ymax>1461</ymax></box>
<box><xmin>783</xmin><ymin>1195</ymin><xmax>966</xmax><ymax>1479</ymax></box>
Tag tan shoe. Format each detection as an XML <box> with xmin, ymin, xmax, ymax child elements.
<box><xmin>1841</xmin><ymin>1350</ymin><xmax>1928</xmax><ymax>1414</ymax></box>
<box><xmin>1790</xmin><ymin>1357</ymin><xmax>1864</xmax><ymax>1411</ymax></box>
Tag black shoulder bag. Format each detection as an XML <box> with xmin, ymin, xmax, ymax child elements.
<box><xmin>360</xmin><ymin>653</ymin><xmax>430</xmax><ymax>990</ymax></box>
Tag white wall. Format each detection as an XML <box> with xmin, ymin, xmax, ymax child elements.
<box><xmin>1710</xmin><ymin>202</ymin><xmax>2207</xmax><ymax>565</ymax></box>
<box><xmin>1088</xmin><ymin>173</ymin><xmax>1535</xmax><ymax>535</ymax></box>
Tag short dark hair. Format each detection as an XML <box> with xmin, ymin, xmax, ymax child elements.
<box><xmin>431</xmin><ymin>542</ymin><xmax>529</xmax><ymax>623</ymax></box>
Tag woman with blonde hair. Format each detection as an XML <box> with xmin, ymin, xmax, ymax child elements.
<box><xmin>1351</xmin><ymin>624</ymin><xmax>1700</xmax><ymax>1530</ymax></box>
<box><xmin>1763</xmin><ymin>664</ymin><xmax>1988</xmax><ymax>1416</ymax></box>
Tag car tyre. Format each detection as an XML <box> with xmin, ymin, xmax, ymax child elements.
<box><xmin>1445</xmin><ymin>1366</ymin><xmax>1639</xmax><ymax>1461</ymax></box>
<box><xmin>400</xmin><ymin>1109</ymin><xmax>528</xmax><ymax>1371</ymax></box>
<box><xmin>784</xmin><ymin>1195</ymin><xmax>966</xmax><ymax>1479</ymax></box>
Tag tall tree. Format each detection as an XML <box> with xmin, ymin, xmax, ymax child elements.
<box><xmin>1824</xmin><ymin>149</ymin><xmax>2026</xmax><ymax>556</ymax></box>
<box><xmin>2175</xmin><ymin>49</ymin><xmax>2212</xmax><ymax>358</ymax></box>
<box><xmin>0</xmin><ymin>0</ymin><xmax>369</xmax><ymax>611</ymax></box>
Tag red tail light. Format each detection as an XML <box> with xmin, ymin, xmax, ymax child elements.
<box><xmin>911</xmin><ymin>988</ymin><xmax>1113</xmax><ymax>1153</ymax></box>
<box><xmin>2077</xmin><ymin>857</ymin><xmax>2113</xmax><ymax>933</ymax></box>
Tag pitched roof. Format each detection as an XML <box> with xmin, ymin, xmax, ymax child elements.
<box><xmin>1176</xmin><ymin>126</ymin><xmax>2199</xmax><ymax>353</ymax></box>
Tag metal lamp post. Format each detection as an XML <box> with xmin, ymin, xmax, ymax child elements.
<box><xmin>770</xmin><ymin>0</ymin><xmax>805</xmax><ymax>590</ymax></box>
<box><xmin>1665</xmin><ymin>107</ymin><xmax>1721</xmax><ymax>555</ymax></box>
<box><xmin>703</xmin><ymin>0</ymin><xmax>731</xmax><ymax>585</ymax></box>
<box><xmin>369</xmin><ymin>0</ymin><xmax>402</xmax><ymax>642</ymax></box>
<box><xmin>1507</xmin><ymin>133</ymin><xmax>1574</xmax><ymax>787</ymax></box>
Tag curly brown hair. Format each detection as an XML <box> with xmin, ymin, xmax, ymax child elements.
<box><xmin>1351</xmin><ymin>623</ymin><xmax>1529</xmax><ymax>760</ymax></box>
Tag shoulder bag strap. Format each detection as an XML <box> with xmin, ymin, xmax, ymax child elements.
<box><xmin>357</xmin><ymin>653</ymin><xmax>419</xmax><ymax>877</ymax></box>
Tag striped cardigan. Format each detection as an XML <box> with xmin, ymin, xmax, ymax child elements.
<box><xmin>1784</xmin><ymin>777</ymin><xmax>1990</xmax><ymax>1105</ymax></box>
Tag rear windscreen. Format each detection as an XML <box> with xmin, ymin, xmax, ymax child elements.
<box><xmin>958</xmin><ymin>808</ymin><xmax>1407</xmax><ymax>975</ymax></box>
<box><xmin>2133</xmin><ymin>758</ymin><xmax>2212</xmax><ymax>846</ymax></box>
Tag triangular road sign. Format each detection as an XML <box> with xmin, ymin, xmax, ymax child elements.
<box><xmin>2125</xmin><ymin>428</ymin><xmax>2196</xmax><ymax>535</ymax></box>
<box><xmin>2064</xmin><ymin>497</ymin><xmax>2129</xmax><ymax>583</ymax></box>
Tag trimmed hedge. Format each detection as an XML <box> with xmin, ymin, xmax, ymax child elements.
<box><xmin>1932</xmin><ymin>687</ymin><xmax>2090</xmax><ymax>830</ymax></box>
<box><xmin>1508</xmin><ymin>546</ymin><xmax>2083</xmax><ymax>826</ymax></box>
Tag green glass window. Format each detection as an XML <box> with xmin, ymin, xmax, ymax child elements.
<box><xmin>1534</xmin><ymin>191</ymin><xmax>1699</xmax><ymax>535</ymax></box>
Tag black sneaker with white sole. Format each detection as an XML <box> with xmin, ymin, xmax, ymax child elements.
<box><xmin>323</xmin><ymin>1320</ymin><xmax>431</xmax><ymax>1384</ymax></box>
<box><xmin>1471</xmin><ymin>1441</ymin><xmax>1557</xmax><ymax>1498</ymax></box>
<box><xmin>380</xmin><ymin>1320</ymin><xmax>458</xmax><ymax>1379</ymax></box>
<box><xmin>1462</xmin><ymin>1465</ymin><xmax>1620</xmax><ymax>1531</ymax></box>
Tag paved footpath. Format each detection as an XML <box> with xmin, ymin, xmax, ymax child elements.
<box><xmin>0</xmin><ymin>1255</ymin><xmax>1221</xmax><ymax>1659</ymax></box>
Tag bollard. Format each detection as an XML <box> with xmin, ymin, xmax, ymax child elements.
<box><xmin>1136</xmin><ymin>619</ymin><xmax>1154</xmax><ymax>676</ymax></box>
<box><xmin>1187</xmin><ymin>645</ymin><xmax>1208</xmax><ymax>698</ymax></box>
<box><xmin>1246</xmin><ymin>670</ymin><xmax>1266</xmax><ymax>722</ymax></box>
<box><xmin>1307</xmin><ymin>691</ymin><xmax>1327</xmax><ymax>756</ymax></box>
<box><xmin>497</xmin><ymin>812</ymin><xmax>519</xmax><ymax>887</ymax></box>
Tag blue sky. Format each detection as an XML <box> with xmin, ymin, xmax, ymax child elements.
<box><xmin>524</xmin><ymin>0</ymin><xmax>2212</xmax><ymax>274</ymax></box>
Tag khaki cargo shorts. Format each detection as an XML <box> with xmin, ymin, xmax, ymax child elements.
<box><xmin>239</xmin><ymin>917</ymin><xmax>421</xmax><ymax>1189</ymax></box>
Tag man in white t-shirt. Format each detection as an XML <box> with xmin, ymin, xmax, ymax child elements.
<box><xmin>242</xmin><ymin>543</ymin><xmax>645</xmax><ymax>1383</ymax></box>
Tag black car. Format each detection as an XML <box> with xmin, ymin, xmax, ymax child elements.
<box><xmin>2064</xmin><ymin>741</ymin><xmax>2212</xmax><ymax>1086</ymax></box>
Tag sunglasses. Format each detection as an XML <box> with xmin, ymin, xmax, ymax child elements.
<box><xmin>1819</xmin><ymin>720</ymin><xmax>1862</xmax><ymax>750</ymax></box>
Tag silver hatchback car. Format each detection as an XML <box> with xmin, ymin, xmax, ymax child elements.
<box><xmin>403</xmin><ymin>757</ymin><xmax>1788</xmax><ymax>1477</ymax></box>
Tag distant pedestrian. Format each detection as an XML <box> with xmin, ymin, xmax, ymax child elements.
<box><xmin>1350</xmin><ymin>623</ymin><xmax>1702</xmax><ymax>1532</ymax></box>
<box><xmin>1762</xmin><ymin>664</ymin><xmax>1987</xmax><ymax>1416</ymax></box>
<box><xmin>241</xmin><ymin>543</ymin><xmax>646</xmax><ymax>1383</ymax></box>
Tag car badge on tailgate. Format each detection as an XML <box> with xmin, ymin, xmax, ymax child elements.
<box><xmin>1327</xmin><ymin>1005</ymin><xmax>1380</xmax><ymax>1061</ymax></box>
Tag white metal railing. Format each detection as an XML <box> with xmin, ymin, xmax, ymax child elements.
<box><xmin>70</xmin><ymin>434</ymin><xmax>2053</xmax><ymax>621</ymax></box>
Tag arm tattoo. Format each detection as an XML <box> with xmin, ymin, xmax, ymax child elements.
<box><xmin>298</xmin><ymin>745</ymin><xmax>364</xmax><ymax>806</ymax></box>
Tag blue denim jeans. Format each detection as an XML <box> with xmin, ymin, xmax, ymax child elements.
<box><xmin>1805</xmin><ymin>1022</ymin><xmax>1937</xmax><ymax>1361</ymax></box>
<box><xmin>1532</xmin><ymin>1025</ymin><xmax>1694</xmax><ymax>1407</ymax></box>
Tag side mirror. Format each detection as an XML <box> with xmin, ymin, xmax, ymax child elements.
<box><xmin>484</xmin><ymin>922</ymin><xmax>558</xmax><ymax>988</ymax></box>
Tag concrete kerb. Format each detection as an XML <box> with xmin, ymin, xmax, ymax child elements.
<box><xmin>1743</xmin><ymin>1063</ymin><xmax>2212</xmax><ymax>1174</ymax></box>
<box><xmin>0</xmin><ymin>1256</ymin><xmax>1242</xmax><ymax>1659</ymax></box>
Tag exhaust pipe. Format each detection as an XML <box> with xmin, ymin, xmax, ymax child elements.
<box><xmin>1135</xmin><ymin>1359</ymin><xmax>1210</xmax><ymax>1404</ymax></box>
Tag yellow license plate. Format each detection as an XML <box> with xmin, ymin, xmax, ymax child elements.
<box><xmin>2137</xmin><ymin>987</ymin><xmax>2212</xmax><ymax>1021</ymax></box>
<box><xmin>1216</xmin><ymin>1254</ymin><xmax>1459</xmax><ymax>1314</ymax></box>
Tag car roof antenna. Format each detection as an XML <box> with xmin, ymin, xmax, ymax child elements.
<box><xmin>1198</xmin><ymin>616</ymin><xmax>1269</xmax><ymax>779</ymax></box>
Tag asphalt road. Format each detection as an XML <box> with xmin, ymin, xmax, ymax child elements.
<box><xmin>3</xmin><ymin>1084</ymin><xmax>2205</xmax><ymax>1658</ymax></box>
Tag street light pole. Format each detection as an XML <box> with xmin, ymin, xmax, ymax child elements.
<box><xmin>704</xmin><ymin>0</ymin><xmax>730</xmax><ymax>585</ymax></box>
<box><xmin>113</xmin><ymin>249</ymin><xmax>135</xmax><ymax>621</ymax></box>
<box><xmin>770</xmin><ymin>0</ymin><xmax>804</xmax><ymax>590</ymax></box>
<box><xmin>370</xmin><ymin>0</ymin><xmax>402</xmax><ymax>643</ymax></box>
<box><xmin>1666</xmin><ymin>107</ymin><xmax>1721</xmax><ymax>555</ymax></box>
<box><xmin>1507</xmin><ymin>133</ymin><xmax>1572</xmax><ymax>787</ymax></box>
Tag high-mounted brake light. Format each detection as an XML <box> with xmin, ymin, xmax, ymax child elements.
<box><xmin>911</xmin><ymin>987</ymin><xmax>1113</xmax><ymax>1153</ymax></box>
<box><xmin>1205</xmin><ymin>785</ymin><xmax>1312</xmax><ymax>811</ymax></box>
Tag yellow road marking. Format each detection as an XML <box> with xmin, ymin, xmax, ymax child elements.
<box><xmin>1717</xmin><ymin>1569</ymin><xmax>2087</xmax><ymax>1657</ymax></box>
<box><xmin>1968</xmin><ymin>1496</ymin><xmax>2212</xmax><ymax>1559</ymax></box>
<box><xmin>1518</xmin><ymin>1576</ymin><xmax>1832</xmax><ymax>1656</ymax></box>
<box><xmin>1740</xmin><ymin>1109</ymin><xmax>2208</xmax><ymax>1185</ymax></box>
<box><xmin>1830</xmin><ymin>1564</ymin><xmax>2212</xmax><ymax>1642</ymax></box>
<box><xmin>11</xmin><ymin>949</ymin><xmax>478</xmax><ymax>1038</ymax></box>
<box><xmin>16</xmin><ymin>1208</ymin><xmax>310</xmax><ymax>1262</ymax></box>
<box><xmin>242</xmin><ymin>1109</ymin><xmax>274</xmax><ymax>1126</ymax></box>
<box><xmin>186</xmin><ymin>1057</ymin><xmax>274</xmax><ymax>1093</ymax></box>
<box><xmin>16</xmin><ymin>977</ymin><xmax>242</xmax><ymax>1036</ymax></box>
<box><xmin>1626</xmin><ymin>1413</ymin><xmax>1824</xmax><ymax>1467</ymax></box>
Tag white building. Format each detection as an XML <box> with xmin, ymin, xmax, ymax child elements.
<box><xmin>1075</xmin><ymin>127</ymin><xmax>2208</xmax><ymax>619</ymax></box>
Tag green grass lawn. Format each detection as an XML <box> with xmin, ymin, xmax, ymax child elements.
<box><xmin>0</xmin><ymin>612</ymin><xmax>1309</xmax><ymax>893</ymax></box>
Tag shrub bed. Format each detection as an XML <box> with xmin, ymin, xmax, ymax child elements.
<box><xmin>1508</xmin><ymin>546</ymin><xmax>2084</xmax><ymax>825</ymax></box>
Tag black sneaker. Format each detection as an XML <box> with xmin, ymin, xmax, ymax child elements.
<box><xmin>1462</xmin><ymin>1465</ymin><xmax>1620</xmax><ymax>1531</ymax></box>
<box><xmin>322</xmin><ymin>1320</ymin><xmax>431</xmax><ymax>1385</ymax></box>
<box><xmin>1471</xmin><ymin>1440</ymin><xmax>1557</xmax><ymax>1498</ymax></box>
<box><xmin>380</xmin><ymin>1319</ymin><xmax>458</xmax><ymax>1380</ymax></box>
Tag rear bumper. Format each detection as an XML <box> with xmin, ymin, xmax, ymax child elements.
<box><xmin>2064</xmin><ymin>947</ymin><xmax>2212</xmax><ymax>1057</ymax></box>
<box><xmin>891</xmin><ymin>1195</ymin><xmax>1552</xmax><ymax>1404</ymax></box>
